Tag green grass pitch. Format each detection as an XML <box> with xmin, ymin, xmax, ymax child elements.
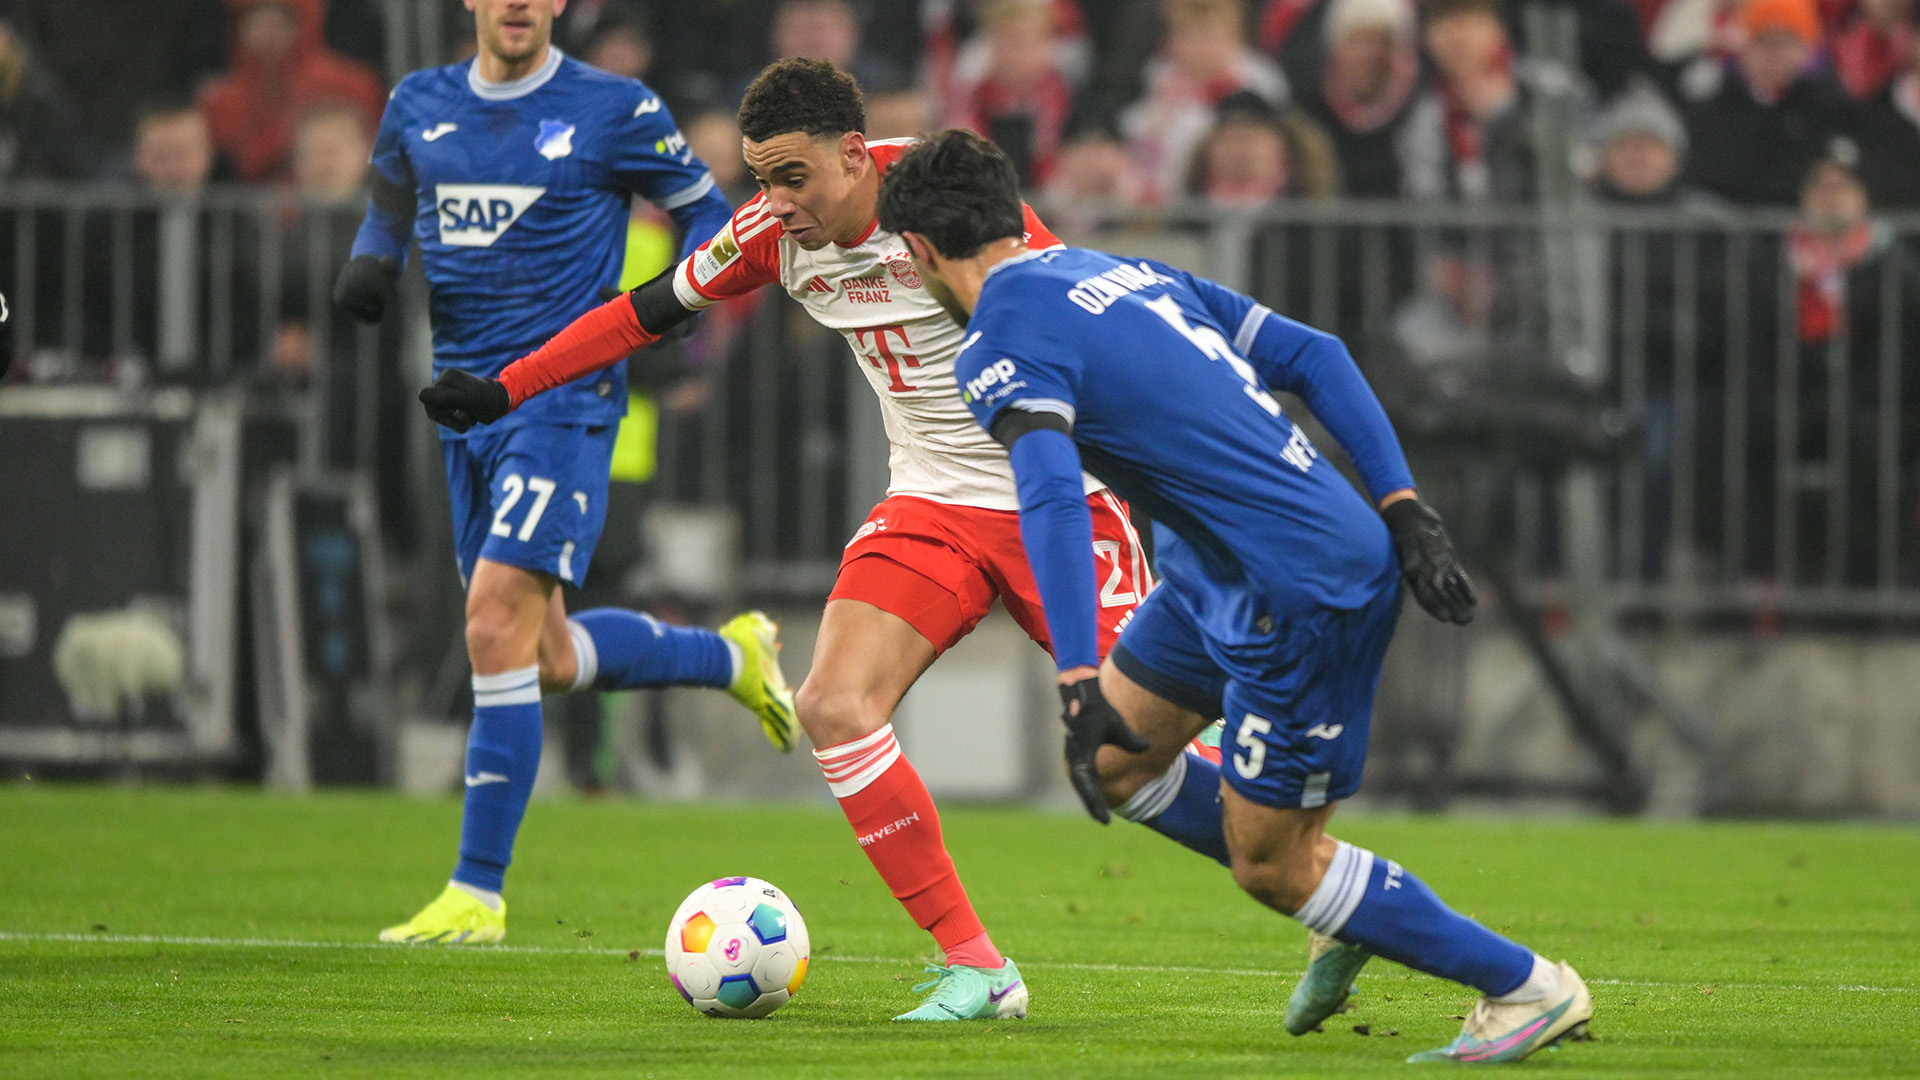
<box><xmin>0</xmin><ymin>785</ymin><xmax>1913</xmax><ymax>1078</ymax></box>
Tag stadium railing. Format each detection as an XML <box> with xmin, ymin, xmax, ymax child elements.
<box><xmin>6</xmin><ymin>186</ymin><xmax>1919</xmax><ymax>630</ymax></box>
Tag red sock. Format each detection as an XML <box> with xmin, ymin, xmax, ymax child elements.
<box><xmin>815</xmin><ymin>725</ymin><xmax>1005</xmax><ymax>968</ymax></box>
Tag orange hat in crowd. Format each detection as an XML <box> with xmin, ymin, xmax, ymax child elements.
<box><xmin>1741</xmin><ymin>0</ymin><xmax>1822</xmax><ymax>46</ymax></box>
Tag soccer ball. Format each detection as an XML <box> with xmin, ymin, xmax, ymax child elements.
<box><xmin>663</xmin><ymin>876</ymin><xmax>810</xmax><ymax>1018</ymax></box>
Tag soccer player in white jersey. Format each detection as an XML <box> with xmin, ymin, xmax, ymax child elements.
<box><xmin>419</xmin><ymin>58</ymin><xmax>1164</xmax><ymax>1021</ymax></box>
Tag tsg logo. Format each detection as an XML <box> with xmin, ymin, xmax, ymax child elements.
<box><xmin>435</xmin><ymin>184</ymin><xmax>545</xmax><ymax>247</ymax></box>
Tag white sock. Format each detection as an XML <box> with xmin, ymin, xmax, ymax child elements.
<box><xmin>1116</xmin><ymin>753</ymin><xmax>1187</xmax><ymax>822</ymax></box>
<box><xmin>567</xmin><ymin>619</ymin><xmax>598</xmax><ymax>694</ymax></box>
<box><xmin>452</xmin><ymin>879</ymin><xmax>504</xmax><ymax>913</ymax></box>
<box><xmin>1490</xmin><ymin>954</ymin><xmax>1560</xmax><ymax>1004</ymax></box>
<box><xmin>724</xmin><ymin>639</ymin><xmax>745</xmax><ymax>686</ymax></box>
<box><xmin>1292</xmin><ymin>840</ymin><xmax>1375</xmax><ymax>937</ymax></box>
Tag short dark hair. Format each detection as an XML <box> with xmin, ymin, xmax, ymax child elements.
<box><xmin>737</xmin><ymin>58</ymin><xmax>865</xmax><ymax>143</ymax></box>
<box><xmin>877</xmin><ymin>130</ymin><xmax>1025</xmax><ymax>259</ymax></box>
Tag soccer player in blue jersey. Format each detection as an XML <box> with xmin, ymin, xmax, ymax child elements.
<box><xmin>334</xmin><ymin>0</ymin><xmax>799</xmax><ymax>945</ymax></box>
<box><xmin>877</xmin><ymin>132</ymin><xmax>1594</xmax><ymax>1064</ymax></box>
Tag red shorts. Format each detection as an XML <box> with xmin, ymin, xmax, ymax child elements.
<box><xmin>829</xmin><ymin>492</ymin><xmax>1153</xmax><ymax>657</ymax></box>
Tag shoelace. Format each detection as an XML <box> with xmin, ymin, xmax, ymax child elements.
<box><xmin>910</xmin><ymin>964</ymin><xmax>961</xmax><ymax>998</ymax></box>
<box><xmin>1458</xmin><ymin>998</ymin><xmax>1500</xmax><ymax>1042</ymax></box>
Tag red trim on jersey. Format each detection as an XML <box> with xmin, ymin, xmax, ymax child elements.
<box><xmin>678</xmin><ymin>194</ymin><xmax>784</xmax><ymax>304</ymax></box>
<box><xmin>837</xmin><ymin>216</ymin><xmax>880</xmax><ymax>248</ymax></box>
<box><xmin>1021</xmin><ymin>203</ymin><xmax>1062</xmax><ymax>250</ymax></box>
<box><xmin>496</xmin><ymin>296</ymin><xmax>654</xmax><ymax>408</ymax></box>
<box><xmin>866</xmin><ymin>138</ymin><xmax>1061</xmax><ymax>252</ymax></box>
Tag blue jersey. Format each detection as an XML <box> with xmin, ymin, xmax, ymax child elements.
<box><xmin>352</xmin><ymin>48</ymin><xmax>731</xmax><ymax>437</ymax></box>
<box><xmin>956</xmin><ymin>248</ymin><xmax>1414</xmax><ymax>660</ymax></box>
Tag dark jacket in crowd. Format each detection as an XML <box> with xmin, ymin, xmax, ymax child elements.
<box><xmin>1852</xmin><ymin>80</ymin><xmax>1920</xmax><ymax>211</ymax></box>
<box><xmin>9</xmin><ymin>0</ymin><xmax>226</xmax><ymax>152</ymax></box>
<box><xmin>1296</xmin><ymin>80</ymin><xmax>1420</xmax><ymax>198</ymax></box>
<box><xmin>1684</xmin><ymin>70</ymin><xmax>1855</xmax><ymax>205</ymax></box>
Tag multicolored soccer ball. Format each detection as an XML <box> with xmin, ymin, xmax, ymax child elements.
<box><xmin>664</xmin><ymin>877</ymin><xmax>810</xmax><ymax>1018</ymax></box>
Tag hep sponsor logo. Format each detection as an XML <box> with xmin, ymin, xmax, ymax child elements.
<box><xmin>857</xmin><ymin>811</ymin><xmax>920</xmax><ymax>847</ymax></box>
<box><xmin>963</xmin><ymin>358</ymin><xmax>1018</xmax><ymax>403</ymax></box>
<box><xmin>435</xmin><ymin>184</ymin><xmax>544</xmax><ymax>247</ymax></box>
<box><xmin>654</xmin><ymin>130</ymin><xmax>692</xmax><ymax>163</ymax></box>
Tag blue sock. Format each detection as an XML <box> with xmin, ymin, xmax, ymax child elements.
<box><xmin>1296</xmin><ymin>841</ymin><xmax>1534</xmax><ymax>996</ymax></box>
<box><xmin>567</xmin><ymin>609</ymin><xmax>734</xmax><ymax>692</ymax></box>
<box><xmin>1117</xmin><ymin>751</ymin><xmax>1229</xmax><ymax>865</ymax></box>
<box><xmin>452</xmin><ymin>666</ymin><xmax>544</xmax><ymax>894</ymax></box>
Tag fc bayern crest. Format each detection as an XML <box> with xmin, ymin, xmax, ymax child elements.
<box><xmin>886</xmin><ymin>255</ymin><xmax>921</xmax><ymax>290</ymax></box>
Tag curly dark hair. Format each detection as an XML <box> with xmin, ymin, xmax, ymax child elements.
<box><xmin>877</xmin><ymin>130</ymin><xmax>1025</xmax><ymax>260</ymax></box>
<box><xmin>736</xmin><ymin>58</ymin><xmax>866</xmax><ymax>143</ymax></box>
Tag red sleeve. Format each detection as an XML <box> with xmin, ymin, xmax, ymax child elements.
<box><xmin>1021</xmin><ymin>202</ymin><xmax>1063</xmax><ymax>251</ymax></box>
<box><xmin>499</xmin><ymin>198</ymin><xmax>785</xmax><ymax>408</ymax></box>
<box><xmin>496</xmin><ymin>297</ymin><xmax>655</xmax><ymax>408</ymax></box>
<box><xmin>674</xmin><ymin>195</ymin><xmax>783</xmax><ymax>307</ymax></box>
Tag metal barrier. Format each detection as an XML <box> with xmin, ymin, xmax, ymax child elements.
<box><xmin>1</xmin><ymin>183</ymin><xmax>415</xmax><ymax>480</ymax></box>
<box><xmin>7</xmin><ymin>187</ymin><xmax>1919</xmax><ymax>623</ymax></box>
<box><xmin>1067</xmin><ymin>200</ymin><xmax>1920</xmax><ymax>622</ymax></box>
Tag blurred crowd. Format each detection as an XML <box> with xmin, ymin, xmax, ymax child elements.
<box><xmin>4</xmin><ymin>0</ymin><xmax>1920</xmax><ymax>212</ymax></box>
<box><xmin>3</xmin><ymin>0</ymin><xmax>1918</xmax><ymax>585</ymax></box>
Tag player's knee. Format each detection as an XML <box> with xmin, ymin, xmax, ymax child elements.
<box><xmin>465</xmin><ymin>600</ymin><xmax>531</xmax><ymax>670</ymax></box>
<box><xmin>794</xmin><ymin>679</ymin><xmax>889</xmax><ymax>749</ymax></box>
<box><xmin>1229</xmin><ymin>844</ymin><xmax>1320</xmax><ymax>915</ymax></box>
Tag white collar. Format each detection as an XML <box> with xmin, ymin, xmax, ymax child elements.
<box><xmin>981</xmin><ymin>247</ymin><xmax>1052</xmax><ymax>284</ymax></box>
<box><xmin>468</xmin><ymin>47</ymin><xmax>564</xmax><ymax>101</ymax></box>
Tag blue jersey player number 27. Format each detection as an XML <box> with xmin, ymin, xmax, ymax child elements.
<box><xmin>349</xmin><ymin>46</ymin><xmax>731</xmax><ymax>586</ymax></box>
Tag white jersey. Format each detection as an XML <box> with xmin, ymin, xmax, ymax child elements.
<box><xmin>671</xmin><ymin>139</ymin><xmax>1102</xmax><ymax>511</ymax></box>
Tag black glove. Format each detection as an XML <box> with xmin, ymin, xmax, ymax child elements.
<box><xmin>419</xmin><ymin>369</ymin><xmax>512</xmax><ymax>433</ymax></box>
<box><xmin>333</xmin><ymin>254</ymin><xmax>399</xmax><ymax>323</ymax></box>
<box><xmin>1058</xmin><ymin>678</ymin><xmax>1152</xmax><ymax>824</ymax></box>
<box><xmin>1382</xmin><ymin>497</ymin><xmax>1477</xmax><ymax>625</ymax></box>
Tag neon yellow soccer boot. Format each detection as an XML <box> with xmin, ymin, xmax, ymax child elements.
<box><xmin>718</xmin><ymin>611</ymin><xmax>799</xmax><ymax>753</ymax></box>
<box><xmin>378</xmin><ymin>883</ymin><xmax>506</xmax><ymax>944</ymax></box>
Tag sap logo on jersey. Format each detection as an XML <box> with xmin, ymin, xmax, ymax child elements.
<box><xmin>436</xmin><ymin>184</ymin><xmax>544</xmax><ymax>247</ymax></box>
<box><xmin>963</xmin><ymin>358</ymin><xmax>1019</xmax><ymax>403</ymax></box>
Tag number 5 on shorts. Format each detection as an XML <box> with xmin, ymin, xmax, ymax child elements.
<box><xmin>1233</xmin><ymin>713</ymin><xmax>1273</xmax><ymax>779</ymax></box>
<box><xmin>490</xmin><ymin>474</ymin><xmax>556</xmax><ymax>541</ymax></box>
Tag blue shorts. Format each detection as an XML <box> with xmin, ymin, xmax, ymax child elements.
<box><xmin>443</xmin><ymin>423</ymin><xmax>616</xmax><ymax>588</ymax></box>
<box><xmin>1111</xmin><ymin>580</ymin><xmax>1402</xmax><ymax>809</ymax></box>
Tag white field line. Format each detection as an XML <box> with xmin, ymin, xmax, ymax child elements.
<box><xmin>1</xmin><ymin>931</ymin><xmax>1912</xmax><ymax>994</ymax></box>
